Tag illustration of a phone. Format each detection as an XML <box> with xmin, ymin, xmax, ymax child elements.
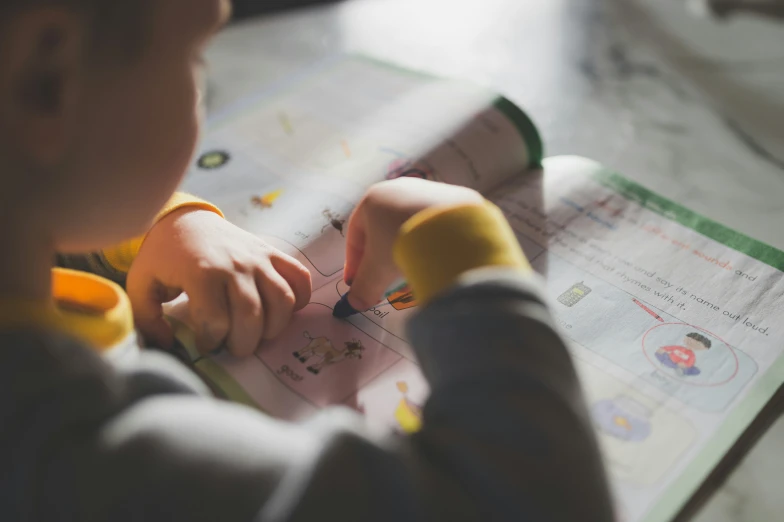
<box><xmin>557</xmin><ymin>282</ymin><xmax>592</xmax><ymax>307</ymax></box>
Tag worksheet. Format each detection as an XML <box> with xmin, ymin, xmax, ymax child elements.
<box><xmin>172</xmin><ymin>55</ymin><xmax>784</xmax><ymax>522</ymax></box>
<box><xmin>487</xmin><ymin>157</ymin><xmax>784</xmax><ymax>522</ymax></box>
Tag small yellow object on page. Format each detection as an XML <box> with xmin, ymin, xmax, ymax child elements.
<box><xmin>252</xmin><ymin>189</ymin><xmax>284</xmax><ymax>209</ymax></box>
<box><xmin>395</xmin><ymin>381</ymin><xmax>422</xmax><ymax>433</ymax></box>
<box><xmin>614</xmin><ymin>415</ymin><xmax>632</xmax><ymax>431</ymax></box>
<box><xmin>395</xmin><ymin>399</ymin><xmax>423</xmax><ymax>434</ymax></box>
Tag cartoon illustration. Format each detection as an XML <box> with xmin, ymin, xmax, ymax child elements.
<box><xmin>321</xmin><ymin>208</ymin><xmax>347</xmax><ymax>237</ymax></box>
<box><xmin>592</xmin><ymin>396</ymin><xmax>652</xmax><ymax>442</ymax></box>
<box><xmin>557</xmin><ymin>282</ymin><xmax>592</xmax><ymax>307</ymax></box>
<box><xmin>197</xmin><ymin>150</ymin><xmax>230</xmax><ymax>170</ymax></box>
<box><xmin>251</xmin><ymin>189</ymin><xmax>284</xmax><ymax>209</ymax></box>
<box><xmin>655</xmin><ymin>332</ymin><xmax>712</xmax><ymax>377</ymax></box>
<box><xmin>387</xmin><ymin>286</ymin><xmax>417</xmax><ymax>311</ymax></box>
<box><xmin>292</xmin><ymin>331</ymin><xmax>365</xmax><ymax>375</ymax></box>
<box><xmin>394</xmin><ymin>381</ymin><xmax>423</xmax><ymax>434</ymax></box>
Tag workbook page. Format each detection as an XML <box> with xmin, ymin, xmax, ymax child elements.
<box><xmin>178</xmin><ymin>55</ymin><xmax>539</xmax><ymax>290</ymax></box>
<box><xmin>485</xmin><ymin>156</ymin><xmax>784</xmax><ymax>522</ymax></box>
<box><xmin>190</xmin><ymin>155</ymin><xmax>784</xmax><ymax>522</ymax></box>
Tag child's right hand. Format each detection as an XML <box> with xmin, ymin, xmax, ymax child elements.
<box><xmin>343</xmin><ymin>178</ymin><xmax>485</xmax><ymax>311</ymax></box>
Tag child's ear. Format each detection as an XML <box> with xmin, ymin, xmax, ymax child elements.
<box><xmin>0</xmin><ymin>8</ymin><xmax>86</xmax><ymax>169</ymax></box>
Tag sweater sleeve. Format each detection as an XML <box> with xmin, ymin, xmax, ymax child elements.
<box><xmin>394</xmin><ymin>200</ymin><xmax>531</xmax><ymax>305</ymax></box>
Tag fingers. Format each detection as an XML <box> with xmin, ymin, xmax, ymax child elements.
<box><xmin>225</xmin><ymin>273</ymin><xmax>264</xmax><ymax>357</ymax></box>
<box><xmin>217</xmin><ymin>263</ymin><xmax>301</xmax><ymax>356</ymax></box>
<box><xmin>126</xmin><ymin>269</ymin><xmax>178</xmax><ymax>349</ymax></box>
<box><xmin>256</xmin><ymin>267</ymin><xmax>297</xmax><ymax>341</ymax></box>
<box><xmin>344</xmin><ymin>198</ymin><xmax>399</xmax><ymax>310</ymax></box>
<box><xmin>270</xmin><ymin>253</ymin><xmax>312</xmax><ymax>311</ymax></box>
<box><xmin>345</xmin><ymin>245</ymin><xmax>400</xmax><ymax>311</ymax></box>
<box><xmin>225</xmin><ymin>253</ymin><xmax>307</xmax><ymax>355</ymax></box>
<box><xmin>183</xmin><ymin>257</ymin><xmax>306</xmax><ymax>357</ymax></box>
<box><xmin>343</xmin><ymin>205</ymin><xmax>367</xmax><ymax>286</ymax></box>
<box><xmin>188</xmin><ymin>267</ymin><xmax>299</xmax><ymax>357</ymax></box>
<box><xmin>186</xmin><ymin>273</ymin><xmax>231</xmax><ymax>355</ymax></box>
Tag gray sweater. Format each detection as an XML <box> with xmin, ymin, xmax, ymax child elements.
<box><xmin>0</xmin><ymin>268</ymin><xmax>613</xmax><ymax>521</ymax></box>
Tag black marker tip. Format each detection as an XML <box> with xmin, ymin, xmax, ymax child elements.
<box><xmin>333</xmin><ymin>293</ymin><xmax>361</xmax><ymax>319</ymax></box>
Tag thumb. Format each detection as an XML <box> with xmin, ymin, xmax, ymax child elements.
<box><xmin>346</xmin><ymin>248</ymin><xmax>399</xmax><ymax>312</ymax></box>
<box><xmin>126</xmin><ymin>271</ymin><xmax>177</xmax><ymax>349</ymax></box>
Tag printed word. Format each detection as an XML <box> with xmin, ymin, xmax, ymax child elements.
<box><xmin>367</xmin><ymin>306</ymin><xmax>390</xmax><ymax>319</ymax></box>
<box><xmin>277</xmin><ymin>365</ymin><xmax>304</xmax><ymax>382</ymax></box>
<box><xmin>689</xmin><ymin>294</ymin><xmax>720</xmax><ymax>311</ymax></box>
<box><xmin>617</xmin><ymin>271</ymin><xmax>652</xmax><ymax>291</ymax></box>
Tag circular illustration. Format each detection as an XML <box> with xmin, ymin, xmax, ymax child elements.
<box><xmin>642</xmin><ymin>323</ymin><xmax>738</xmax><ymax>387</ymax></box>
<box><xmin>197</xmin><ymin>150</ymin><xmax>231</xmax><ymax>170</ymax></box>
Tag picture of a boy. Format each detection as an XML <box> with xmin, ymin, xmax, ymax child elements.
<box><xmin>655</xmin><ymin>332</ymin><xmax>712</xmax><ymax>376</ymax></box>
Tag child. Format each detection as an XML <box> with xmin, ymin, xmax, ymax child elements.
<box><xmin>0</xmin><ymin>1</ymin><xmax>613</xmax><ymax>521</ymax></box>
<box><xmin>656</xmin><ymin>332</ymin><xmax>712</xmax><ymax>376</ymax></box>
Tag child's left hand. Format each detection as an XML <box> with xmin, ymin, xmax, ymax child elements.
<box><xmin>126</xmin><ymin>209</ymin><xmax>312</xmax><ymax>356</ymax></box>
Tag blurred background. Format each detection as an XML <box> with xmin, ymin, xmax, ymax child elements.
<box><xmin>215</xmin><ymin>2</ymin><xmax>784</xmax><ymax>521</ymax></box>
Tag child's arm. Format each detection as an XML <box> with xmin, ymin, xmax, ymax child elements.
<box><xmin>4</xmin><ymin>180</ymin><xmax>613</xmax><ymax>522</ymax></box>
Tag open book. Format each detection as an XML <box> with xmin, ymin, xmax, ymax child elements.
<box><xmin>168</xmin><ymin>55</ymin><xmax>784</xmax><ymax>522</ymax></box>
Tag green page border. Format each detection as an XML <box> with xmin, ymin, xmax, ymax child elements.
<box><xmin>643</xmin><ymin>356</ymin><xmax>784</xmax><ymax>522</ymax></box>
<box><xmin>168</xmin><ymin>316</ymin><xmax>264</xmax><ymax>411</ymax></box>
<box><xmin>594</xmin><ymin>170</ymin><xmax>784</xmax><ymax>271</ymax></box>
<box><xmin>493</xmin><ymin>97</ymin><xmax>544</xmax><ymax>167</ymax></box>
<box><xmin>356</xmin><ymin>54</ymin><xmax>544</xmax><ymax>169</ymax></box>
<box><xmin>194</xmin><ymin>358</ymin><xmax>263</xmax><ymax>411</ymax></box>
<box><xmin>589</xmin><ymin>168</ymin><xmax>784</xmax><ymax>522</ymax></box>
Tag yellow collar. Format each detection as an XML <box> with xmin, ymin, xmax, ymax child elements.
<box><xmin>0</xmin><ymin>268</ymin><xmax>134</xmax><ymax>352</ymax></box>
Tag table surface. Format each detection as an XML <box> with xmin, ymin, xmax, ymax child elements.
<box><xmin>204</xmin><ymin>1</ymin><xmax>784</xmax><ymax>520</ymax></box>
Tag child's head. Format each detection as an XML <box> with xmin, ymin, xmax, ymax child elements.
<box><xmin>0</xmin><ymin>0</ymin><xmax>230</xmax><ymax>252</ymax></box>
<box><xmin>684</xmin><ymin>332</ymin><xmax>711</xmax><ymax>351</ymax></box>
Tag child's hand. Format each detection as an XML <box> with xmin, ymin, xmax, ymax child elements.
<box><xmin>344</xmin><ymin>178</ymin><xmax>484</xmax><ymax>311</ymax></box>
<box><xmin>127</xmin><ymin>209</ymin><xmax>312</xmax><ymax>356</ymax></box>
